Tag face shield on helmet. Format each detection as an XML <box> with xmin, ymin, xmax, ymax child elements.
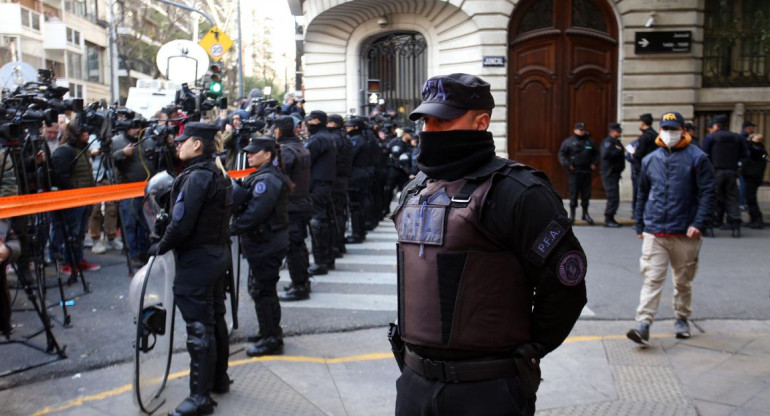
<box><xmin>143</xmin><ymin>171</ymin><xmax>175</xmax><ymax>240</ymax></box>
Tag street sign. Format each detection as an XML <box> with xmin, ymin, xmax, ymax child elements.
<box><xmin>635</xmin><ymin>31</ymin><xmax>691</xmax><ymax>54</ymax></box>
<box><xmin>482</xmin><ymin>56</ymin><xmax>506</xmax><ymax>67</ymax></box>
<box><xmin>199</xmin><ymin>26</ymin><xmax>233</xmax><ymax>61</ymax></box>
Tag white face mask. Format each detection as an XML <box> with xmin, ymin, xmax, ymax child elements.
<box><xmin>660</xmin><ymin>129</ymin><xmax>682</xmax><ymax>148</ymax></box>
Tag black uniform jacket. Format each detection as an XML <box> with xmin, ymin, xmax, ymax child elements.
<box><xmin>600</xmin><ymin>135</ymin><xmax>626</xmax><ymax>176</ymax></box>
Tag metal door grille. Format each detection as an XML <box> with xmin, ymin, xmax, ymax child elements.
<box><xmin>362</xmin><ymin>32</ymin><xmax>427</xmax><ymax>127</ymax></box>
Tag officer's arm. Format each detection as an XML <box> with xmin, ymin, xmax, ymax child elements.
<box><xmin>591</xmin><ymin>139</ymin><xmax>601</xmax><ymax>165</ymax></box>
<box><xmin>484</xmin><ymin>176</ymin><xmax>586</xmax><ymax>358</ymax></box>
<box><xmin>701</xmin><ymin>135</ymin><xmax>713</xmax><ymax>156</ymax></box>
<box><xmin>157</xmin><ymin>171</ymin><xmax>211</xmax><ymax>253</ymax></box>
<box><xmin>557</xmin><ymin>140</ymin><xmax>570</xmax><ymax>168</ymax></box>
<box><xmin>692</xmin><ymin>155</ymin><xmax>716</xmax><ymax>232</ymax></box>
<box><xmin>230</xmin><ymin>175</ymin><xmax>282</xmax><ymax>235</ymax></box>
<box><xmin>305</xmin><ymin>138</ymin><xmax>321</xmax><ymax>161</ymax></box>
<box><xmin>281</xmin><ymin>146</ymin><xmax>296</xmax><ymax>171</ymax></box>
<box><xmin>739</xmin><ymin>137</ymin><xmax>750</xmax><ymax>159</ymax></box>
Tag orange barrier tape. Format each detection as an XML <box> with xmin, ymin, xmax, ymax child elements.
<box><xmin>0</xmin><ymin>168</ymin><xmax>255</xmax><ymax>219</ymax></box>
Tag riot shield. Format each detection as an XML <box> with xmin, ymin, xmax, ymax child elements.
<box><xmin>129</xmin><ymin>252</ymin><xmax>176</xmax><ymax>414</ymax></box>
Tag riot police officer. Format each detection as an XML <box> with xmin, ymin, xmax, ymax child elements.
<box><xmin>558</xmin><ymin>122</ymin><xmax>599</xmax><ymax>224</ymax></box>
<box><xmin>345</xmin><ymin>118</ymin><xmax>370</xmax><ymax>244</ymax></box>
<box><xmin>327</xmin><ymin>114</ymin><xmax>352</xmax><ymax>258</ymax></box>
<box><xmin>148</xmin><ymin>122</ymin><xmax>232</xmax><ymax>416</ymax></box>
<box><xmin>393</xmin><ymin>74</ymin><xmax>586</xmax><ymax>416</ymax></box>
<box><xmin>231</xmin><ymin>136</ymin><xmax>291</xmax><ymax>356</ymax></box>
<box><xmin>304</xmin><ymin>111</ymin><xmax>337</xmax><ymax>276</ymax></box>
<box><xmin>272</xmin><ymin>116</ymin><xmax>313</xmax><ymax>302</ymax></box>
<box><xmin>384</xmin><ymin>129</ymin><xmax>413</xmax><ymax>201</ymax></box>
<box><xmin>600</xmin><ymin>123</ymin><xmax>625</xmax><ymax>227</ymax></box>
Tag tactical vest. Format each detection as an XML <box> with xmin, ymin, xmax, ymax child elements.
<box><xmin>710</xmin><ymin>130</ymin><xmax>741</xmax><ymax>170</ymax></box>
<box><xmin>279</xmin><ymin>139</ymin><xmax>311</xmax><ymax>212</ymax></box>
<box><xmin>172</xmin><ymin>161</ymin><xmax>232</xmax><ymax>249</ymax></box>
<box><xmin>241</xmin><ymin>165</ymin><xmax>289</xmax><ymax>233</ymax></box>
<box><xmin>392</xmin><ymin>160</ymin><xmax>532</xmax><ymax>351</ymax></box>
<box><xmin>308</xmin><ymin>130</ymin><xmax>337</xmax><ymax>183</ymax></box>
<box><xmin>330</xmin><ymin>129</ymin><xmax>352</xmax><ymax>178</ymax></box>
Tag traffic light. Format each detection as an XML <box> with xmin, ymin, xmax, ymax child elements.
<box><xmin>208</xmin><ymin>63</ymin><xmax>223</xmax><ymax>97</ymax></box>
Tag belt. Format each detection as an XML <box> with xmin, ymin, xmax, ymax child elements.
<box><xmin>404</xmin><ymin>348</ymin><xmax>518</xmax><ymax>383</ymax></box>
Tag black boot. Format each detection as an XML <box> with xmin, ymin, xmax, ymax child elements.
<box><xmin>569</xmin><ymin>207</ymin><xmax>576</xmax><ymax>225</ymax></box>
<box><xmin>582</xmin><ymin>209</ymin><xmax>595</xmax><ymax>225</ymax></box>
<box><xmin>732</xmin><ymin>226</ymin><xmax>741</xmax><ymax>238</ymax></box>
<box><xmin>246</xmin><ymin>335</ymin><xmax>284</xmax><ymax>357</ymax></box>
<box><xmin>345</xmin><ymin>234</ymin><xmax>364</xmax><ymax>244</ymax></box>
<box><xmin>604</xmin><ymin>216</ymin><xmax>621</xmax><ymax>228</ymax></box>
<box><xmin>280</xmin><ymin>282</ymin><xmax>310</xmax><ymax>301</ymax></box>
<box><xmin>169</xmin><ymin>322</ymin><xmax>216</xmax><ymax>416</ymax></box>
<box><xmin>308</xmin><ymin>264</ymin><xmax>328</xmax><ymax>276</ymax></box>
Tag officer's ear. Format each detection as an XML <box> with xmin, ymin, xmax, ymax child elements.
<box><xmin>472</xmin><ymin>111</ymin><xmax>491</xmax><ymax>131</ymax></box>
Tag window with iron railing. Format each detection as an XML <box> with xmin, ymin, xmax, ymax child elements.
<box><xmin>703</xmin><ymin>0</ymin><xmax>770</xmax><ymax>87</ymax></box>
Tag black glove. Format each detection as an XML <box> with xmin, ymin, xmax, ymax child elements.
<box><xmin>148</xmin><ymin>243</ymin><xmax>161</xmax><ymax>256</ymax></box>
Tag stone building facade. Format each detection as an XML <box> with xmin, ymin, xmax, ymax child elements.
<box><xmin>288</xmin><ymin>0</ymin><xmax>769</xmax><ymax>198</ymax></box>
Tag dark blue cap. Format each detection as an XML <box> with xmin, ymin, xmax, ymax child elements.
<box><xmin>175</xmin><ymin>122</ymin><xmax>219</xmax><ymax>142</ymax></box>
<box><xmin>574</xmin><ymin>122</ymin><xmax>586</xmax><ymax>130</ymax></box>
<box><xmin>242</xmin><ymin>136</ymin><xmax>276</xmax><ymax>153</ymax></box>
<box><xmin>409</xmin><ymin>73</ymin><xmax>495</xmax><ymax>121</ymax></box>
<box><xmin>660</xmin><ymin>111</ymin><xmax>685</xmax><ymax>129</ymax></box>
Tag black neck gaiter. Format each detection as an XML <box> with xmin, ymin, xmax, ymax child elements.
<box><xmin>416</xmin><ymin>130</ymin><xmax>495</xmax><ymax>180</ymax></box>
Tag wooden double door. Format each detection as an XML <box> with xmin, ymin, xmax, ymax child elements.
<box><xmin>507</xmin><ymin>0</ymin><xmax>618</xmax><ymax>197</ymax></box>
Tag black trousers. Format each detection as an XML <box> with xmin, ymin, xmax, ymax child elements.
<box><xmin>286</xmin><ymin>212</ymin><xmax>311</xmax><ymax>286</ymax></box>
<box><xmin>714</xmin><ymin>169</ymin><xmax>741</xmax><ymax>227</ymax></box>
<box><xmin>568</xmin><ymin>171</ymin><xmax>592</xmax><ymax>209</ymax></box>
<box><xmin>395</xmin><ymin>366</ymin><xmax>534</xmax><ymax>416</ymax></box>
<box><xmin>243</xmin><ymin>232</ymin><xmax>288</xmax><ymax>337</ymax></box>
<box><xmin>745</xmin><ymin>177</ymin><xmax>763</xmax><ymax>223</ymax></box>
<box><xmin>310</xmin><ymin>182</ymin><xmax>334</xmax><ymax>267</ymax></box>
<box><xmin>601</xmin><ymin>173</ymin><xmax>620</xmax><ymax>218</ymax></box>
<box><xmin>174</xmin><ymin>246</ymin><xmax>229</xmax><ymax>326</ymax></box>
<box><xmin>332</xmin><ymin>179</ymin><xmax>348</xmax><ymax>252</ymax></box>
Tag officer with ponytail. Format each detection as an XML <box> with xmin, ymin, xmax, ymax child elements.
<box><xmin>231</xmin><ymin>136</ymin><xmax>292</xmax><ymax>357</ymax></box>
<box><xmin>148</xmin><ymin>122</ymin><xmax>233</xmax><ymax>416</ymax></box>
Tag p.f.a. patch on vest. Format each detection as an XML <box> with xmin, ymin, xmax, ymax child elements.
<box><xmin>530</xmin><ymin>220</ymin><xmax>566</xmax><ymax>261</ymax></box>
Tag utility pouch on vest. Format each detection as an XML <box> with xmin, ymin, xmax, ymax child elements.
<box><xmin>388</xmin><ymin>321</ymin><xmax>405</xmax><ymax>372</ymax></box>
<box><xmin>514</xmin><ymin>345</ymin><xmax>542</xmax><ymax>399</ymax></box>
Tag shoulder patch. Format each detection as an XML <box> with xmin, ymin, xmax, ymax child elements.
<box><xmin>530</xmin><ymin>220</ymin><xmax>566</xmax><ymax>260</ymax></box>
<box><xmin>175</xmin><ymin>191</ymin><xmax>184</xmax><ymax>203</ymax></box>
<box><xmin>557</xmin><ymin>250</ymin><xmax>586</xmax><ymax>286</ymax></box>
<box><xmin>254</xmin><ymin>181</ymin><xmax>267</xmax><ymax>195</ymax></box>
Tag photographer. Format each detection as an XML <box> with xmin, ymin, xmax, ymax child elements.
<box><xmin>0</xmin><ymin>219</ymin><xmax>21</xmax><ymax>340</ymax></box>
<box><xmin>220</xmin><ymin>111</ymin><xmax>249</xmax><ymax>170</ymax></box>
<box><xmin>143</xmin><ymin>111</ymin><xmax>179</xmax><ymax>174</ymax></box>
<box><xmin>113</xmin><ymin>124</ymin><xmax>154</xmax><ymax>266</ymax></box>
<box><xmin>50</xmin><ymin>123</ymin><xmax>100</xmax><ymax>273</ymax></box>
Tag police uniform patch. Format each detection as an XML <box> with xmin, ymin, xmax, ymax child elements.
<box><xmin>254</xmin><ymin>181</ymin><xmax>267</xmax><ymax>195</ymax></box>
<box><xmin>531</xmin><ymin>220</ymin><xmax>566</xmax><ymax>260</ymax></box>
<box><xmin>173</xmin><ymin>202</ymin><xmax>184</xmax><ymax>221</ymax></box>
<box><xmin>557</xmin><ymin>250</ymin><xmax>586</xmax><ymax>286</ymax></box>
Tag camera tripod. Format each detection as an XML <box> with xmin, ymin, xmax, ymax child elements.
<box><xmin>0</xmin><ymin>135</ymin><xmax>68</xmax><ymax>376</ymax></box>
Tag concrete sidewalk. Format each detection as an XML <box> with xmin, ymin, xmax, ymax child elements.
<box><xmin>2</xmin><ymin>319</ymin><xmax>769</xmax><ymax>416</ymax></box>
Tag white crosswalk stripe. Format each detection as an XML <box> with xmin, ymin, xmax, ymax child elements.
<box><xmin>275</xmin><ymin>221</ymin><xmax>595</xmax><ymax>317</ymax></box>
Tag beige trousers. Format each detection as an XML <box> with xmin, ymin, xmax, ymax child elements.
<box><xmin>635</xmin><ymin>232</ymin><xmax>701</xmax><ymax>323</ymax></box>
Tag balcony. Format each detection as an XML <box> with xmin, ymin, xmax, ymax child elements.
<box><xmin>43</xmin><ymin>21</ymin><xmax>67</xmax><ymax>50</ymax></box>
<box><xmin>0</xmin><ymin>4</ymin><xmax>23</xmax><ymax>36</ymax></box>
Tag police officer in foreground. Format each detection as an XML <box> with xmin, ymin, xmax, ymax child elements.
<box><xmin>558</xmin><ymin>122</ymin><xmax>599</xmax><ymax>224</ymax></box>
<box><xmin>231</xmin><ymin>136</ymin><xmax>291</xmax><ymax>356</ymax></box>
<box><xmin>304</xmin><ymin>111</ymin><xmax>337</xmax><ymax>276</ymax></box>
<box><xmin>148</xmin><ymin>122</ymin><xmax>233</xmax><ymax>416</ymax></box>
<box><xmin>272</xmin><ymin>116</ymin><xmax>313</xmax><ymax>302</ymax></box>
<box><xmin>391</xmin><ymin>74</ymin><xmax>587</xmax><ymax>415</ymax></box>
<box><xmin>600</xmin><ymin>122</ymin><xmax>625</xmax><ymax>228</ymax></box>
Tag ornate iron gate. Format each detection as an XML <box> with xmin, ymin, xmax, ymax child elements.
<box><xmin>361</xmin><ymin>32</ymin><xmax>427</xmax><ymax>127</ymax></box>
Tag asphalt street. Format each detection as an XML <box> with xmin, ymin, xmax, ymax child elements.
<box><xmin>1</xmin><ymin>200</ymin><xmax>768</xmax><ymax>399</ymax></box>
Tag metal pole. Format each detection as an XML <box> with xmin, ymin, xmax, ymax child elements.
<box><xmin>237</xmin><ymin>0</ymin><xmax>244</xmax><ymax>99</ymax></box>
<box><xmin>108</xmin><ymin>0</ymin><xmax>119</xmax><ymax>103</ymax></box>
<box><xmin>154</xmin><ymin>0</ymin><xmax>216</xmax><ymax>26</ymax></box>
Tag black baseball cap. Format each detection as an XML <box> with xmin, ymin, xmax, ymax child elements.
<box><xmin>608</xmin><ymin>122</ymin><xmax>622</xmax><ymax>132</ymax></box>
<box><xmin>305</xmin><ymin>110</ymin><xmax>327</xmax><ymax>124</ymax></box>
<box><xmin>328</xmin><ymin>114</ymin><xmax>344</xmax><ymax>126</ymax></box>
<box><xmin>742</xmin><ymin>121</ymin><xmax>756</xmax><ymax>129</ymax></box>
<box><xmin>175</xmin><ymin>122</ymin><xmax>219</xmax><ymax>142</ymax></box>
<box><xmin>274</xmin><ymin>116</ymin><xmax>295</xmax><ymax>131</ymax></box>
<box><xmin>409</xmin><ymin>73</ymin><xmax>495</xmax><ymax>121</ymax></box>
<box><xmin>574</xmin><ymin>122</ymin><xmax>586</xmax><ymax>130</ymax></box>
<box><xmin>242</xmin><ymin>136</ymin><xmax>276</xmax><ymax>153</ymax></box>
<box><xmin>344</xmin><ymin>117</ymin><xmax>364</xmax><ymax>129</ymax></box>
<box><xmin>684</xmin><ymin>122</ymin><xmax>696</xmax><ymax>131</ymax></box>
<box><xmin>640</xmin><ymin>113</ymin><xmax>653</xmax><ymax>125</ymax></box>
